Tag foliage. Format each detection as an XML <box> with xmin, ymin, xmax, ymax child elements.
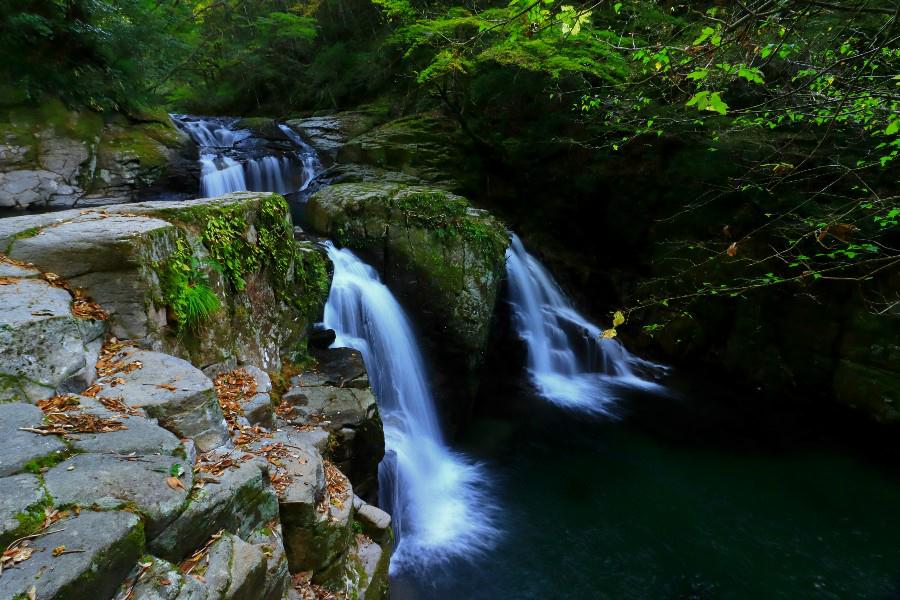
<box><xmin>160</xmin><ymin>236</ymin><xmax>222</xmax><ymax>332</ymax></box>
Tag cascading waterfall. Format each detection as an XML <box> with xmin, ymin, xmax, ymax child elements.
<box><xmin>173</xmin><ymin>116</ymin><xmax>319</xmax><ymax>197</ymax></box>
<box><xmin>506</xmin><ymin>233</ymin><xmax>665</xmax><ymax>413</ymax></box>
<box><xmin>323</xmin><ymin>243</ymin><xmax>497</xmax><ymax>573</ymax></box>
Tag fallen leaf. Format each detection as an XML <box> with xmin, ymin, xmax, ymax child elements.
<box><xmin>27</xmin><ymin>586</ymin><xmax>36</xmax><ymax>600</ymax></box>
<box><xmin>727</xmin><ymin>242</ymin><xmax>738</xmax><ymax>257</ymax></box>
<box><xmin>166</xmin><ymin>476</ymin><xmax>186</xmax><ymax>491</ymax></box>
<box><xmin>52</xmin><ymin>545</ymin><xmax>66</xmax><ymax>557</ymax></box>
<box><xmin>601</xmin><ymin>328</ymin><xmax>617</xmax><ymax>339</ymax></box>
<box><xmin>156</xmin><ymin>383</ymin><xmax>178</xmax><ymax>392</ymax></box>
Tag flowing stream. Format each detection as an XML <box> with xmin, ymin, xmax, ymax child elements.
<box><xmin>322</xmin><ymin>244</ymin><xmax>497</xmax><ymax>573</ymax></box>
<box><xmin>505</xmin><ymin>233</ymin><xmax>665</xmax><ymax>413</ymax></box>
<box><xmin>172</xmin><ymin>115</ymin><xmax>318</xmax><ymax>197</ymax></box>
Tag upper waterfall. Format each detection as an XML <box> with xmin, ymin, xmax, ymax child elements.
<box><xmin>506</xmin><ymin>233</ymin><xmax>665</xmax><ymax>414</ymax></box>
<box><xmin>322</xmin><ymin>243</ymin><xmax>497</xmax><ymax>574</ymax></box>
<box><xmin>172</xmin><ymin>115</ymin><xmax>320</xmax><ymax>197</ymax></box>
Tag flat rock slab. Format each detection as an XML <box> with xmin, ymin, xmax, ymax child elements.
<box><xmin>69</xmin><ymin>402</ymin><xmax>185</xmax><ymax>457</ymax></box>
<box><xmin>0</xmin><ymin>510</ymin><xmax>143</xmax><ymax>600</ymax></box>
<box><xmin>97</xmin><ymin>347</ymin><xmax>228</xmax><ymax>452</ymax></box>
<box><xmin>44</xmin><ymin>453</ymin><xmax>192</xmax><ymax>538</ymax></box>
<box><xmin>0</xmin><ymin>473</ymin><xmax>45</xmax><ymax>546</ymax></box>
<box><xmin>0</xmin><ymin>278</ymin><xmax>104</xmax><ymax>402</ymax></box>
<box><xmin>149</xmin><ymin>457</ymin><xmax>278</xmax><ymax>562</ymax></box>
<box><xmin>0</xmin><ymin>403</ymin><xmax>67</xmax><ymax>476</ymax></box>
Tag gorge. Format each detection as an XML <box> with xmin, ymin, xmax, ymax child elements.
<box><xmin>1</xmin><ymin>1</ymin><xmax>899</xmax><ymax>598</ymax></box>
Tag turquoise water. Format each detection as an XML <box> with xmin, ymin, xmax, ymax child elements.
<box><xmin>393</xmin><ymin>394</ymin><xmax>900</xmax><ymax>599</ymax></box>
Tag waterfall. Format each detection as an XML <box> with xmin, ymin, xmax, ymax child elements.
<box><xmin>200</xmin><ymin>155</ymin><xmax>246</xmax><ymax>197</ymax></box>
<box><xmin>323</xmin><ymin>243</ymin><xmax>497</xmax><ymax>573</ymax></box>
<box><xmin>172</xmin><ymin>116</ymin><xmax>313</xmax><ymax>197</ymax></box>
<box><xmin>277</xmin><ymin>124</ymin><xmax>323</xmax><ymax>191</ymax></box>
<box><xmin>506</xmin><ymin>233</ymin><xmax>665</xmax><ymax>413</ymax></box>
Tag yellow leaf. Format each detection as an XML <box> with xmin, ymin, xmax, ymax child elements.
<box><xmin>612</xmin><ymin>310</ymin><xmax>625</xmax><ymax>327</ymax></box>
<box><xmin>655</xmin><ymin>61</ymin><xmax>662</xmax><ymax>70</ymax></box>
<box><xmin>52</xmin><ymin>545</ymin><xmax>66</xmax><ymax>557</ymax></box>
<box><xmin>602</xmin><ymin>328</ymin><xmax>618</xmax><ymax>339</ymax></box>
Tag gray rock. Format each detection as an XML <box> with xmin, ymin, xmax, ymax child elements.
<box><xmin>242</xmin><ymin>393</ymin><xmax>275</xmax><ymax>430</ymax></box>
<box><xmin>0</xmin><ymin>473</ymin><xmax>46</xmax><ymax>546</ymax></box>
<box><xmin>243</xmin><ymin>365</ymin><xmax>272</xmax><ymax>395</ymax></box>
<box><xmin>69</xmin><ymin>404</ymin><xmax>185</xmax><ymax>457</ymax></box>
<box><xmin>97</xmin><ymin>348</ymin><xmax>229</xmax><ymax>452</ymax></box>
<box><xmin>44</xmin><ymin>452</ymin><xmax>192</xmax><ymax>537</ymax></box>
<box><xmin>0</xmin><ymin>261</ymin><xmax>39</xmax><ymax>278</ymax></box>
<box><xmin>204</xmin><ymin>533</ymin><xmax>268</xmax><ymax>600</ymax></box>
<box><xmin>348</xmin><ymin>537</ymin><xmax>390</xmax><ymax>600</ymax></box>
<box><xmin>149</xmin><ymin>456</ymin><xmax>278</xmax><ymax>562</ymax></box>
<box><xmin>356</xmin><ymin>503</ymin><xmax>391</xmax><ymax>539</ymax></box>
<box><xmin>0</xmin><ymin>169</ymin><xmax>71</xmax><ymax>209</ymax></box>
<box><xmin>245</xmin><ymin>525</ymin><xmax>290</xmax><ymax>600</ymax></box>
<box><xmin>0</xmin><ymin>510</ymin><xmax>143</xmax><ymax>600</ymax></box>
<box><xmin>0</xmin><ymin>277</ymin><xmax>105</xmax><ymax>403</ymax></box>
<box><xmin>0</xmin><ymin>403</ymin><xmax>67</xmax><ymax>477</ymax></box>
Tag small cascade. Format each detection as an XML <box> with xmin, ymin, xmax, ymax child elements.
<box><xmin>200</xmin><ymin>155</ymin><xmax>246</xmax><ymax>197</ymax></box>
<box><xmin>277</xmin><ymin>124</ymin><xmax>322</xmax><ymax>191</ymax></box>
<box><xmin>506</xmin><ymin>233</ymin><xmax>665</xmax><ymax>413</ymax></box>
<box><xmin>323</xmin><ymin>243</ymin><xmax>497</xmax><ymax>573</ymax></box>
<box><xmin>173</xmin><ymin>115</ymin><xmax>318</xmax><ymax>197</ymax></box>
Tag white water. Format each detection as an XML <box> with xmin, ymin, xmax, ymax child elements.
<box><xmin>277</xmin><ymin>124</ymin><xmax>322</xmax><ymax>191</ymax></box>
<box><xmin>323</xmin><ymin>243</ymin><xmax>497</xmax><ymax>573</ymax></box>
<box><xmin>506</xmin><ymin>234</ymin><xmax>665</xmax><ymax>414</ymax></box>
<box><xmin>173</xmin><ymin>116</ymin><xmax>318</xmax><ymax>197</ymax></box>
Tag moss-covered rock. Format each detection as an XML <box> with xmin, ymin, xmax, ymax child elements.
<box><xmin>0</xmin><ymin>98</ymin><xmax>195</xmax><ymax>209</ymax></box>
<box><xmin>1</xmin><ymin>193</ymin><xmax>331</xmax><ymax>373</ymax></box>
<box><xmin>306</xmin><ymin>182</ymin><xmax>508</xmax><ymax>423</ymax></box>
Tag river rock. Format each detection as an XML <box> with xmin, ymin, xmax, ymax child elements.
<box><xmin>149</xmin><ymin>456</ymin><xmax>278</xmax><ymax>562</ymax></box>
<box><xmin>95</xmin><ymin>347</ymin><xmax>229</xmax><ymax>452</ymax></box>
<box><xmin>0</xmin><ymin>276</ymin><xmax>105</xmax><ymax>403</ymax></box>
<box><xmin>0</xmin><ymin>403</ymin><xmax>67</xmax><ymax>477</ymax></box>
<box><xmin>245</xmin><ymin>525</ymin><xmax>291</xmax><ymax>600</ymax></box>
<box><xmin>44</xmin><ymin>452</ymin><xmax>192</xmax><ymax>537</ymax></box>
<box><xmin>0</xmin><ymin>509</ymin><xmax>143</xmax><ymax>600</ymax></box>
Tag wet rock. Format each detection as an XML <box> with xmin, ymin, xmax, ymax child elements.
<box><xmin>0</xmin><ymin>509</ymin><xmax>143</xmax><ymax>600</ymax></box>
<box><xmin>0</xmin><ymin>276</ymin><xmax>105</xmax><ymax>403</ymax></box>
<box><xmin>96</xmin><ymin>347</ymin><xmax>229</xmax><ymax>452</ymax></box>
<box><xmin>347</xmin><ymin>536</ymin><xmax>390</xmax><ymax>600</ymax></box>
<box><xmin>308</xmin><ymin>327</ymin><xmax>336</xmax><ymax>349</ymax></box>
<box><xmin>0</xmin><ymin>403</ymin><xmax>67</xmax><ymax>477</ymax></box>
<box><xmin>149</xmin><ymin>456</ymin><xmax>278</xmax><ymax>562</ymax></box>
<box><xmin>354</xmin><ymin>500</ymin><xmax>392</xmax><ymax>545</ymax></box>
<box><xmin>44</xmin><ymin>452</ymin><xmax>192</xmax><ymax>537</ymax></box>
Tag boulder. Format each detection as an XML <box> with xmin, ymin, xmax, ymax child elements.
<box><xmin>0</xmin><ymin>510</ymin><xmax>144</xmax><ymax>600</ymax></box>
<box><xmin>0</xmin><ymin>193</ymin><xmax>330</xmax><ymax>374</ymax></box>
<box><xmin>95</xmin><ymin>347</ymin><xmax>229</xmax><ymax>452</ymax></box>
<box><xmin>241</xmin><ymin>366</ymin><xmax>275</xmax><ymax>430</ymax></box>
<box><xmin>149</xmin><ymin>456</ymin><xmax>278</xmax><ymax>562</ymax></box>
<box><xmin>0</xmin><ymin>403</ymin><xmax>67</xmax><ymax>477</ymax></box>
<box><xmin>44</xmin><ymin>452</ymin><xmax>193</xmax><ymax>538</ymax></box>
<box><xmin>0</xmin><ymin>276</ymin><xmax>105</xmax><ymax>403</ymax></box>
<box><xmin>245</xmin><ymin>526</ymin><xmax>291</xmax><ymax>600</ymax></box>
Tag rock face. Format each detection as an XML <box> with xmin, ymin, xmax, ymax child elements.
<box><xmin>0</xmin><ymin>99</ymin><xmax>197</xmax><ymax>209</ymax></box>
<box><xmin>0</xmin><ymin>402</ymin><xmax>67</xmax><ymax>477</ymax></box>
<box><xmin>306</xmin><ymin>182</ymin><xmax>509</xmax><ymax>424</ymax></box>
<box><xmin>0</xmin><ymin>193</ymin><xmax>330</xmax><ymax>373</ymax></box>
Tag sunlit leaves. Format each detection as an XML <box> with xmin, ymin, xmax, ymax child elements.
<box><xmin>686</xmin><ymin>91</ymin><xmax>728</xmax><ymax>115</ymax></box>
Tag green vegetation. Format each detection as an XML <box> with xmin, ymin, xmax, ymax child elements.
<box><xmin>159</xmin><ymin>236</ymin><xmax>221</xmax><ymax>332</ymax></box>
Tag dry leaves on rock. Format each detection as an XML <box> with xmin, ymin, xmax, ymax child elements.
<box><xmin>20</xmin><ymin>412</ymin><xmax>127</xmax><ymax>437</ymax></box>
<box><xmin>291</xmin><ymin>572</ymin><xmax>348</xmax><ymax>600</ymax></box>
<box><xmin>213</xmin><ymin>369</ymin><xmax>256</xmax><ymax>426</ymax></box>
<box><xmin>42</xmin><ymin>271</ymin><xmax>108</xmax><ymax>321</ymax></box>
<box><xmin>324</xmin><ymin>461</ymin><xmax>348</xmax><ymax>510</ymax></box>
<box><xmin>179</xmin><ymin>530</ymin><xmax>223</xmax><ymax>577</ymax></box>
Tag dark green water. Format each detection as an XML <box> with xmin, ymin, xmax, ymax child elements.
<box><xmin>394</xmin><ymin>390</ymin><xmax>900</xmax><ymax>600</ymax></box>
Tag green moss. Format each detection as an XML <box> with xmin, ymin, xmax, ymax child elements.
<box><xmin>2</xmin><ymin>492</ymin><xmax>53</xmax><ymax>548</ymax></box>
<box><xmin>22</xmin><ymin>449</ymin><xmax>70</xmax><ymax>475</ymax></box>
<box><xmin>157</xmin><ymin>235</ymin><xmax>221</xmax><ymax>331</ymax></box>
<box><xmin>4</xmin><ymin>226</ymin><xmax>43</xmax><ymax>254</ymax></box>
<box><xmin>54</xmin><ymin>518</ymin><xmax>145</xmax><ymax>600</ymax></box>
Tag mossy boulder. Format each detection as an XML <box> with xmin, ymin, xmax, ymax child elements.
<box><xmin>0</xmin><ymin>193</ymin><xmax>331</xmax><ymax>373</ymax></box>
<box><xmin>306</xmin><ymin>182</ymin><xmax>509</xmax><ymax>424</ymax></box>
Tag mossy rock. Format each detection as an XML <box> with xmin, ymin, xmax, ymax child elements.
<box><xmin>307</xmin><ymin>182</ymin><xmax>509</xmax><ymax>418</ymax></box>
